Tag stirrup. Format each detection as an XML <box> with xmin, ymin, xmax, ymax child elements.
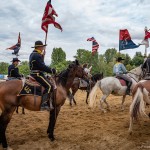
<box><xmin>40</xmin><ymin>102</ymin><xmax>50</xmax><ymax>111</ymax></box>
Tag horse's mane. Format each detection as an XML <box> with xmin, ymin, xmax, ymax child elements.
<box><xmin>91</xmin><ymin>73</ymin><xmax>103</xmax><ymax>82</ymax></box>
<box><xmin>56</xmin><ymin>68</ymin><xmax>70</xmax><ymax>86</ymax></box>
<box><xmin>129</xmin><ymin>65</ymin><xmax>142</xmax><ymax>74</ymax></box>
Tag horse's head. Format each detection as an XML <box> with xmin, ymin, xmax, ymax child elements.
<box><xmin>68</xmin><ymin>60</ymin><xmax>88</xmax><ymax>78</ymax></box>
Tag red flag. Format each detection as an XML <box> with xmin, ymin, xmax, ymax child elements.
<box><xmin>145</xmin><ymin>30</ymin><xmax>150</xmax><ymax>39</ymax></box>
<box><xmin>87</xmin><ymin>37</ymin><xmax>99</xmax><ymax>55</ymax></box>
<box><xmin>41</xmin><ymin>0</ymin><xmax>62</xmax><ymax>32</ymax></box>
<box><xmin>119</xmin><ymin>29</ymin><xmax>131</xmax><ymax>41</ymax></box>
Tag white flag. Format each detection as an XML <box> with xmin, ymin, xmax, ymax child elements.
<box><xmin>141</xmin><ymin>39</ymin><xmax>149</xmax><ymax>48</ymax></box>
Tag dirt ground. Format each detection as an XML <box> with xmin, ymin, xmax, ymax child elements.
<box><xmin>1</xmin><ymin>90</ymin><xmax>150</xmax><ymax>150</ymax></box>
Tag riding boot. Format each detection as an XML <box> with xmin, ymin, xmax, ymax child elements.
<box><xmin>126</xmin><ymin>82</ymin><xmax>132</xmax><ymax>95</ymax></box>
<box><xmin>41</xmin><ymin>93</ymin><xmax>54</xmax><ymax>111</ymax></box>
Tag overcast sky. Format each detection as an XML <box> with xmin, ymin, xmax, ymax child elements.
<box><xmin>0</xmin><ymin>0</ymin><xmax>149</xmax><ymax>64</ymax></box>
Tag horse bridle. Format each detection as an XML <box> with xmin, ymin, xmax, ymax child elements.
<box><xmin>128</xmin><ymin>71</ymin><xmax>143</xmax><ymax>82</ymax></box>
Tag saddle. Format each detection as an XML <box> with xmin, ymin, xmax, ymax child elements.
<box><xmin>18</xmin><ymin>76</ymin><xmax>43</xmax><ymax>96</ymax></box>
<box><xmin>116</xmin><ymin>76</ymin><xmax>127</xmax><ymax>86</ymax></box>
<box><xmin>79</xmin><ymin>79</ymin><xmax>88</xmax><ymax>88</ymax></box>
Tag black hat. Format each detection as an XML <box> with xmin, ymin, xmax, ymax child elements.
<box><xmin>11</xmin><ymin>58</ymin><xmax>21</xmax><ymax>62</ymax></box>
<box><xmin>117</xmin><ymin>57</ymin><xmax>125</xmax><ymax>61</ymax></box>
<box><xmin>31</xmin><ymin>41</ymin><xmax>47</xmax><ymax>48</ymax></box>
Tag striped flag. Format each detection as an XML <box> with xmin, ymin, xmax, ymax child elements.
<box><xmin>87</xmin><ymin>37</ymin><xmax>99</xmax><ymax>55</ymax></box>
<box><xmin>6</xmin><ymin>32</ymin><xmax>21</xmax><ymax>56</ymax></box>
<box><xmin>41</xmin><ymin>0</ymin><xmax>62</xmax><ymax>33</ymax></box>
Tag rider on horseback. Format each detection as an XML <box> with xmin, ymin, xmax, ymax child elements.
<box><xmin>29</xmin><ymin>41</ymin><xmax>56</xmax><ymax>111</ymax></box>
<box><xmin>113</xmin><ymin>57</ymin><xmax>132</xmax><ymax>95</ymax></box>
<box><xmin>8</xmin><ymin>58</ymin><xmax>22</xmax><ymax>80</ymax></box>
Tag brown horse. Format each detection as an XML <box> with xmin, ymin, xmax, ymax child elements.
<box><xmin>0</xmin><ymin>60</ymin><xmax>87</xmax><ymax>150</ymax></box>
<box><xmin>68</xmin><ymin>73</ymin><xmax>103</xmax><ymax>105</ymax></box>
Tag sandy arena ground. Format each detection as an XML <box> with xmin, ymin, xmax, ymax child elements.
<box><xmin>0</xmin><ymin>90</ymin><xmax>150</xmax><ymax>150</ymax></box>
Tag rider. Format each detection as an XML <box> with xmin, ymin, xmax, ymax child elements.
<box><xmin>8</xmin><ymin>58</ymin><xmax>22</xmax><ymax>80</ymax></box>
<box><xmin>142</xmin><ymin>56</ymin><xmax>150</xmax><ymax>79</ymax></box>
<box><xmin>113</xmin><ymin>57</ymin><xmax>132</xmax><ymax>95</ymax></box>
<box><xmin>29</xmin><ymin>40</ymin><xmax>56</xmax><ymax>111</ymax></box>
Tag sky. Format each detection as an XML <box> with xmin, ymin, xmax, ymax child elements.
<box><xmin>0</xmin><ymin>0</ymin><xmax>150</xmax><ymax>65</ymax></box>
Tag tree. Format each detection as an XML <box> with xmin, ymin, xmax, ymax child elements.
<box><xmin>19</xmin><ymin>61</ymin><xmax>30</xmax><ymax>76</ymax></box>
<box><xmin>104</xmin><ymin>48</ymin><xmax>117</xmax><ymax>63</ymax></box>
<box><xmin>51</xmin><ymin>48</ymin><xmax>66</xmax><ymax>66</ymax></box>
<box><xmin>74</xmin><ymin>49</ymin><xmax>92</xmax><ymax>64</ymax></box>
<box><xmin>131</xmin><ymin>52</ymin><xmax>144</xmax><ymax>66</ymax></box>
<box><xmin>0</xmin><ymin>62</ymin><xmax>9</xmax><ymax>74</ymax></box>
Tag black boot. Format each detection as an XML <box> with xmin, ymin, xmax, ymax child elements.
<box><xmin>41</xmin><ymin>93</ymin><xmax>54</xmax><ymax>111</ymax></box>
<box><xmin>126</xmin><ymin>82</ymin><xmax>132</xmax><ymax>95</ymax></box>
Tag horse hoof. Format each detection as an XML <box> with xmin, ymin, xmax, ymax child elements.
<box><xmin>48</xmin><ymin>134</ymin><xmax>55</xmax><ymax>141</ymax></box>
<box><xmin>128</xmin><ymin>130</ymin><xmax>132</xmax><ymax>135</ymax></box>
<box><xmin>3</xmin><ymin>146</ymin><xmax>13</xmax><ymax>150</ymax></box>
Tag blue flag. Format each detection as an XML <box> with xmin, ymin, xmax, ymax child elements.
<box><xmin>119</xmin><ymin>29</ymin><xmax>140</xmax><ymax>51</ymax></box>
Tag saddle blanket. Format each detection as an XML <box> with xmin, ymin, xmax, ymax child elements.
<box><xmin>79</xmin><ymin>79</ymin><xmax>88</xmax><ymax>88</ymax></box>
<box><xmin>18</xmin><ymin>81</ymin><xmax>42</xmax><ymax>96</ymax></box>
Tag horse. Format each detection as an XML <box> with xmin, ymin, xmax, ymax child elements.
<box><xmin>0</xmin><ymin>60</ymin><xmax>88</xmax><ymax>150</ymax></box>
<box><xmin>129</xmin><ymin>79</ymin><xmax>150</xmax><ymax>134</ymax></box>
<box><xmin>89</xmin><ymin>66</ymin><xmax>143</xmax><ymax>113</ymax></box>
<box><xmin>68</xmin><ymin>73</ymin><xmax>104</xmax><ymax>106</ymax></box>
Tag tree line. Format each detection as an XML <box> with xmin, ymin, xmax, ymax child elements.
<box><xmin>0</xmin><ymin>47</ymin><xmax>146</xmax><ymax>77</ymax></box>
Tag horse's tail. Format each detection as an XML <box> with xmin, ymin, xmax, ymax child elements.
<box><xmin>130</xmin><ymin>84</ymin><xmax>148</xmax><ymax>121</ymax></box>
<box><xmin>89</xmin><ymin>80</ymin><xmax>101</xmax><ymax>108</ymax></box>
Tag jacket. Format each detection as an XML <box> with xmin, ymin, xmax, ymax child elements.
<box><xmin>29</xmin><ymin>49</ymin><xmax>52</xmax><ymax>73</ymax></box>
<box><xmin>113</xmin><ymin>62</ymin><xmax>127</xmax><ymax>75</ymax></box>
<box><xmin>8</xmin><ymin>64</ymin><xmax>21</xmax><ymax>77</ymax></box>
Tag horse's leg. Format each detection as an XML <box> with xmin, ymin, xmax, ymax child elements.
<box><xmin>67</xmin><ymin>91</ymin><xmax>74</xmax><ymax>106</ymax></box>
<box><xmin>72</xmin><ymin>91</ymin><xmax>77</xmax><ymax>105</ymax></box>
<box><xmin>129</xmin><ymin>116</ymin><xmax>133</xmax><ymax>135</ymax></box>
<box><xmin>47</xmin><ymin>106</ymin><xmax>61</xmax><ymax>141</ymax></box>
<box><xmin>71</xmin><ymin>87</ymin><xmax>78</xmax><ymax>106</ymax></box>
<box><xmin>16</xmin><ymin>106</ymin><xmax>19</xmax><ymax>114</ymax></box>
<box><xmin>121</xmin><ymin>95</ymin><xmax>126</xmax><ymax>111</ymax></box>
<box><xmin>99</xmin><ymin>94</ymin><xmax>109</xmax><ymax>113</ymax></box>
<box><xmin>0</xmin><ymin>107</ymin><xmax>16</xmax><ymax>149</ymax></box>
<box><xmin>103</xmin><ymin>99</ymin><xmax>110</xmax><ymax>111</ymax></box>
<box><xmin>86</xmin><ymin>91</ymin><xmax>89</xmax><ymax>104</ymax></box>
<box><xmin>22</xmin><ymin>107</ymin><xmax>25</xmax><ymax>114</ymax></box>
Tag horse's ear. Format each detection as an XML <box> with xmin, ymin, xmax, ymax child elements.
<box><xmin>75</xmin><ymin>59</ymin><xmax>79</xmax><ymax>65</ymax></box>
<box><xmin>89</xmin><ymin>66</ymin><xmax>92</xmax><ymax>70</ymax></box>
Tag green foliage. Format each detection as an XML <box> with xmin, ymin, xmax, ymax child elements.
<box><xmin>0</xmin><ymin>62</ymin><xmax>9</xmax><ymax>74</ymax></box>
<box><xmin>19</xmin><ymin>61</ymin><xmax>30</xmax><ymax>76</ymax></box>
<box><xmin>51</xmin><ymin>48</ymin><xmax>66</xmax><ymax>65</ymax></box>
<box><xmin>131</xmin><ymin>52</ymin><xmax>144</xmax><ymax>66</ymax></box>
<box><xmin>74</xmin><ymin>49</ymin><xmax>92</xmax><ymax>64</ymax></box>
<box><xmin>104</xmin><ymin>48</ymin><xmax>117</xmax><ymax>63</ymax></box>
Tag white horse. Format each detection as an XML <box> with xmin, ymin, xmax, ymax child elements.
<box><xmin>129</xmin><ymin>79</ymin><xmax>150</xmax><ymax>134</ymax></box>
<box><xmin>89</xmin><ymin>66</ymin><xmax>143</xmax><ymax>113</ymax></box>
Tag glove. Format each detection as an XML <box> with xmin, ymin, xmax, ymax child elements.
<box><xmin>51</xmin><ymin>68</ymin><xmax>56</xmax><ymax>74</ymax></box>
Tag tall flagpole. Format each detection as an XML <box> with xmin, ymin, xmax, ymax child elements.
<box><xmin>119</xmin><ymin>29</ymin><xmax>121</xmax><ymax>55</ymax></box>
<box><xmin>144</xmin><ymin>26</ymin><xmax>147</xmax><ymax>57</ymax></box>
<box><xmin>43</xmin><ymin>26</ymin><xmax>48</xmax><ymax>59</ymax></box>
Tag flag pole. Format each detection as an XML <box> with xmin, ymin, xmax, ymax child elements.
<box><xmin>43</xmin><ymin>27</ymin><xmax>48</xmax><ymax>59</ymax></box>
<box><xmin>144</xmin><ymin>26</ymin><xmax>148</xmax><ymax>57</ymax></box>
<box><xmin>118</xmin><ymin>29</ymin><xmax>121</xmax><ymax>55</ymax></box>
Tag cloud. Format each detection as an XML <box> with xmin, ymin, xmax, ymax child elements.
<box><xmin>0</xmin><ymin>0</ymin><xmax>150</xmax><ymax>65</ymax></box>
